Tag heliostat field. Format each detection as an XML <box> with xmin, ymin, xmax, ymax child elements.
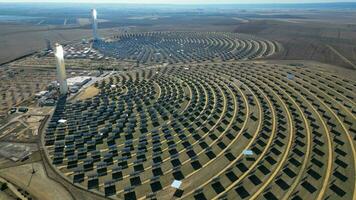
<box><xmin>94</xmin><ymin>32</ymin><xmax>280</xmax><ymax>64</ymax></box>
<box><xmin>2</xmin><ymin>4</ymin><xmax>356</xmax><ymax>200</ymax></box>
<box><xmin>44</xmin><ymin>60</ymin><xmax>355</xmax><ymax>199</ymax></box>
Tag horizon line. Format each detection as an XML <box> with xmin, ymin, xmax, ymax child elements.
<box><xmin>1</xmin><ymin>1</ymin><xmax>356</xmax><ymax>5</ymax></box>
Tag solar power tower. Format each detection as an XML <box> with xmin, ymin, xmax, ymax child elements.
<box><xmin>92</xmin><ymin>9</ymin><xmax>99</xmax><ymax>41</ymax></box>
<box><xmin>54</xmin><ymin>43</ymin><xmax>68</xmax><ymax>95</ymax></box>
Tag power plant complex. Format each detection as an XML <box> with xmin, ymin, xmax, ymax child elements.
<box><xmin>52</xmin><ymin>9</ymin><xmax>99</xmax><ymax>96</ymax></box>
<box><xmin>1</xmin><ymin>5</ymin><xmax>355</xmax><ymax>200</ymax></box>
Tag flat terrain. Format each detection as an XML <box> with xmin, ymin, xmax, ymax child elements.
<box><xmin>2</xmin><ymin>4</ymin><xmax>356</xmax><ymax>71</ymax></box>
<box><xmin>234</xmin><ymin>18</ymin><xmax>356</xmax><ymax>69</ymax></box>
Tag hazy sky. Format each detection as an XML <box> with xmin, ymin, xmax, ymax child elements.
<box><xmin>1</xmin><ymin>0</ymin><xmax>356</xmax><ymax>4</ymax></box>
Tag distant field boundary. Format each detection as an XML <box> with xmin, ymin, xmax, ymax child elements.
<box><xmin>0</xmin><ymin>51</ymin><xmax>37</xmax><ymax>66</ymax></box>
<box><xmin>327</xmin><ymin>44</ymin><xmax>356</xmax><ymax>70</ymax></box>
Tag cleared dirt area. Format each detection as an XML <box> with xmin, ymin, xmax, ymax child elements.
<box><xmin>0</xmin><ymin>122</ymin><xmax>26</xmax><ymax>140</ymax></box>
<box><xmin>75</xmin><ymin>85</ymin><xmax>100</xmax><ymax>100</ymax></box>
<box><xmin>0</xmin><ymin>162</ymin><xmax>73</xmax><ymax>200</ymax></box>
<box><xmin>0</xmin><ymin>191</ymin><xmax>15</xmax><ymax>200</ymax></box>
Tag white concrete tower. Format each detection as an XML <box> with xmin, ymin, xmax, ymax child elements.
<box><xmin>91</xmin><ymin>9</ymin><xmax>98</xmax><ymax>41</ymax></box>
<box><xmin>54</xmin><ymin>43</ymin><xmax>68</xmax><ymax>95</ymax></box>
